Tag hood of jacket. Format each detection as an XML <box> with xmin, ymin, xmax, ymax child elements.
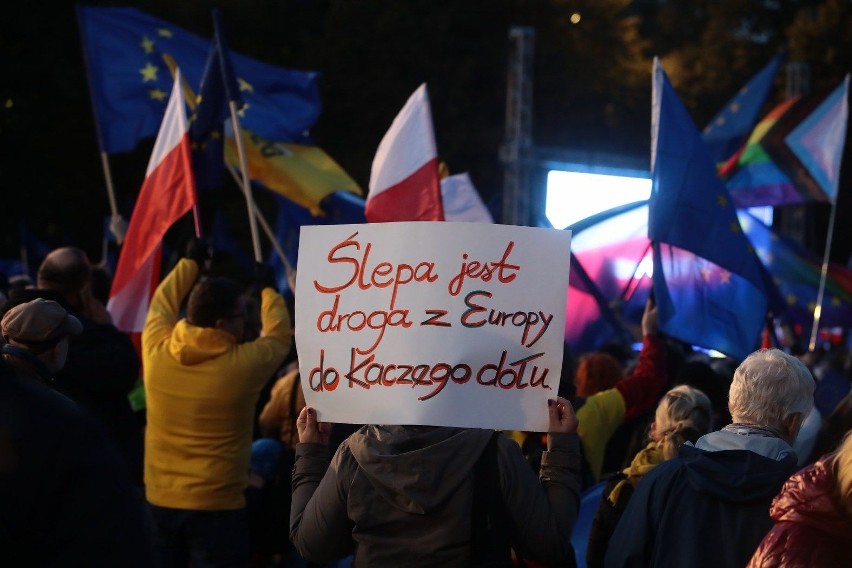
<box><xmin>346</xmin><ymin>425</ymin><xmax>493</xmax><ymax>515</ymax></box>
<box><xmin>770</xmin><ymin>458</ymin><xmax>852</xmax><ymax>540</ymax></box>
<box><xmin>677</xmin><ymin>430</ymin><xmax>798</xmax><ymax>503</ymax></box>
<box><xmin>168</xmin><ymin>320</ymin><xmax>236</xmax><ymax>365</ymax></box>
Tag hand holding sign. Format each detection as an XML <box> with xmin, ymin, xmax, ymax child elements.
<box><xmin>548</xmin><ymin>397</ymin><xmax>578</xmax><ymax>434</ymax></box>
<box><xmin>296</xmin><ymin>222</ymin><xmax>572</xmax><ymax>431</ymax></box>
<box><xmin>297</xmin><ymin>407</ymin><xmax>332</xmax><ymax>445</ymax></box>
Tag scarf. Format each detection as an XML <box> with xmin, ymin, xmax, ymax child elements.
<box><xmin>608</xmin><ymin>442</ymin><xmax>665</xmax><ymax>505</ymax></box>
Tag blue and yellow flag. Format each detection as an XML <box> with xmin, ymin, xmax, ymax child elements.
<box><xmin>225</xmin><ymin>129</ymin><xmax>362</xmax><ymax>216</ymax></box>
<box><xmin>77</xmin><ymin>6</ymin><xmax>320</xmax><ymax>154</ymax></box>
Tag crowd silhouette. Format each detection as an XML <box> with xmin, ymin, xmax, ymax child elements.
<box><xmin>1</xmin><ymin>243</ymin><xmax>851</xmax><ymax>568</ymax></box>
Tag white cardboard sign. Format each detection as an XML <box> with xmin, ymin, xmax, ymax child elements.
<box><xmin>295</xmin><ymin>222</ymin><xmax>571</xmax><ymax>431</ymax></box>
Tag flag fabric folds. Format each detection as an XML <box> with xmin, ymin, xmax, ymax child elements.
<box><xmin>366</xmin><ymin>84</ymin><xmax>444</xmax><ymax>223</ymax></box>
<box><xmin>719</xmin><ymin>98</ymin><xmax>804</xmax><ymax>207</ymax></box>
<box><xmin>77</xmin><ymin>6</ymin><xmax>320</xmax><ymax>154</ymax></box>
<box><xmin>224</xmin><ymin>129</ymin><xmax>362</xmax><ymax>216</ymax></box>
<box><xmin>189</xmin><ymin>10</ymin><xmax>244</xmax><ymax>191</ymax></box>
<box><xmin>440</xmin><ymin>173</ymin><xmax>493</xmax><ymax>223</ymax></box>
<box><xmin>739</xmin><ymin>212</ymin><xmax>852</xmax><ymax>337</ymax></box>
<box><xmin>702</xmin><ymin>52</ymin><xmax>785</xmax><ymax>164</ymax></box>
<box><xmin>768</xmin><ymin>75</ymin><xmax>850</xmax><ymax>203</ymax></box>
<box><xmin>269</xmin><ymin>192</ymin><xmax>366</xmax><ymax>293</ymax></box>
<box><xmin>107</xmin><ymin>71</ymin><xmax>197</xmax><ymax>332</ymax></box>
<box><xmin>565</xmin><ymin>201</ymin><xmax>650</xmax><ymax>353</ymax></box>
<box><xmin>721</xmin><ymin>75</ymin><xmax>849</xmax><ymax>207</ymax></box>
<box><xmin>650</xmin><ymin>59</ymin><xmax>776</xmax><ymax>360</ymax></box>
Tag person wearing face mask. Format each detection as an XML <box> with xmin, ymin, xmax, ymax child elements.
<box><xmin>0</xmin><ymin>298</ymin><xmax>152</xmax><ymax>566</ymax></box>
<box><xmin>142</xmin><ymin>244</ymin><xmax>292</xmax><ymax>567</ymax></box>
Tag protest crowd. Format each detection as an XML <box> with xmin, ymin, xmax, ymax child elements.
<box><xmin>2</xmin><ymin>240</ymin><xmax>852</xmax><ymax>568</ymax></box>
<box><xmin>3</xmin><ymin>5</ymin><xmax>852</xmax><ymax>568</ymax></box>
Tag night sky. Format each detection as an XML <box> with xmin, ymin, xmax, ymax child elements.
<box><xmin>2</xmin><ymin>0</ymin><xmax>850</xmax><ymax>267</ymax></box>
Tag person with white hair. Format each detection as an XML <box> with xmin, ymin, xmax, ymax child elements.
<box><xmin>605</xmin><ymin>348</ymin><xmax>815</xmax><ymax>568</ymax></box>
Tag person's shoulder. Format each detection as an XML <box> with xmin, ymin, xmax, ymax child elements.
<box><xmin>634</xmin><ymin>453</ymin><xmax>688</xmax><ymax>489</ymax></box>
<box><xmin>578</xmin><ymin>388</ymin><xmax>625</xmax><ymax>414</ymax></box>
<box><xmin>0</xmin><ymin>369</ymin><xmax>81</xmax><ymax>421</ymax></box>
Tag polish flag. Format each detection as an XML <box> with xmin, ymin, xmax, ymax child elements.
<box><xmin>107</xmin><ymin>70</ymin><xmax>198</xmax><ymax>332</ymax></box>
<box><xmin>366</xmin><ymin>84</ymin><xmax>444</xmax><ymax>223</ymax></box>
<box><xmin>440</xmin><ymin>173</ymin><xmax>493</xmax><ymax>223</ymax></box>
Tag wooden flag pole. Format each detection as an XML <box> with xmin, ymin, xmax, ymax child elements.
<box><xmin>228</xmin><ymin>103</ymin><xmax>263</xmax><ymax>263</ymax></box>
<box><xmin>808</xmin><ymin>200</ymin><xmax>838</xmax><ymax>352</ymax></box>
<box><xmin>99</xmin><ymin>152</ymin><xmax>119</xmax><ymax>223</ymax></box>
<box><xmin>226</xmin><ymin>165</ymin><xmax>293</xmax><ymax>273</ymax></box>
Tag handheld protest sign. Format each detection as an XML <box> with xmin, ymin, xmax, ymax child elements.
<box><xmin>295</xmin><ymin>222</ymin><xmax>571</xmax><ymax>432</ymax></box>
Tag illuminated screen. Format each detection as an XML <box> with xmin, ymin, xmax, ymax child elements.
<box><xmin>546</xmin><ymin>169</ymin><xmax>772</xmax><ymax>229</ymax></box>
<box><xmin>546</xmin><ymin>170</ymin><xmax>652</xmax><ymax>229</ymax></box>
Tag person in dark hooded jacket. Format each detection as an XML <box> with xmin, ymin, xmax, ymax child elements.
<box><xmin>291</xmin><ymin>397</ymin><xmax>582</xmax><ymax>567</ymax></box>
<box><xmin>746</xmin><ymin>429</ymin><xmax>852</xmax><ymax>568</ymax></box>
<box><xmin>604</xmin><ymin>348</ymin><xmax>814</xmax><ymax>568</ymax></box>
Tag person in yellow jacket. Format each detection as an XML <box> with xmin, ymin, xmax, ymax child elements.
<box><xmin>142</xmin><ymin>252</ymin><xmax>292</xmax><ymax>566</ymax></box>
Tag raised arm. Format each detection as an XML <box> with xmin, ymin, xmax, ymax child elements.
<box><xmin>142</xmin><ymin>258</ymin><xmax>199</xmax><ymax>350</ymax></box>
<box><xmin>614</xmin><ymin>300</ymin><xmax>667</xmax><ymax>422</ymax></box>
<box><xmin>503</xmin><ymin>398</ymin><xmax>583</xmax><ymax>564</ymax></box>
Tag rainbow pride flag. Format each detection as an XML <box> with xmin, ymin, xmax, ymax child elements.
<box><xmin>719</xmin><ymin>98</ymin><xmax>807</xmax><ymax>207</ymax></box>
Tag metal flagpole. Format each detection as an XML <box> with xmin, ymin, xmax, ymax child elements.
<box><xmin>808</xmin><ymin>200</ymin><xmax>838</xmax><ymax>352</ymax></box>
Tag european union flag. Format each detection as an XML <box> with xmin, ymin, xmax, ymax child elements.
<box><xmin>740</xmin><ymin>212</ymin><xmax>852</xmax><ymax>335</ymax></box>
<box><xmin>189</xmin><ymin>10</ymin><xmax>243</xmax><ymax>191</ymax></box>
<box><xmin>77</xmin><ymin>6</ymin><xmax>320</xmax><ymax>154</ymax></box>
<box><xmin>269</xmin><ymin>192</ymin><xmax>366</xmax><ymax>294</ymax></box>
<box><xmin>701</xmin><ymin>52</ymin><xmax>784</xmax><ymax>164</ymax></box>
<box><xmin>211</xmin><ymin>210</ymin><xmax>255</xmax><ymax>275</ymax></box>
<box><xmin>650</xmin><ymin>59</ymin><xmax>779</xmax><ymax>360</ymax></box>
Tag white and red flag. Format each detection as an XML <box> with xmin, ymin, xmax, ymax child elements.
<box><xmin>366</xmin><ymin>83</ymin><xmax>444</xmax><ymax>222</ymax></box>
<box><xmin>107</xmin><ymin>70</ymin><xmax>198</xmax><ymax>332</ymax></box>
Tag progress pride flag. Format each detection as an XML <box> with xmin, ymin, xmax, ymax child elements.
<box><xmin>107</xmin><ymin>70</ymin><xmax>197</xmax><ymax>332</ymax></box>
<box><xmin>295</xmin><ymin>222</ymin><xmax>572</xmax><ymax>431</ymax></box>
<box><xmin>365</xmin><ymin>84</ymin><xmax>444</xmax><ymax>223</ymax></box>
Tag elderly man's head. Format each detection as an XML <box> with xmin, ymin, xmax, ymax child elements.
<box><xmin>37</xmin><ymin>247</ymin><xmax>92</xmax><ymax>307</ymax></box>
<box><xmin>728</xmin><ymin>349</ymin><xmax>814</xmax><ymax>443</ymax></box>
<box><xmin>1</xmin><ymin>298</ymin><xmax>82</xmax><ymax>375</ymax></box>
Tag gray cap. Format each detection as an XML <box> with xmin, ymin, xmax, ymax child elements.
<box><xmin>1</xmin><ymin>298</ymin><xmax>83</xmax><ymax>347</ymax></box>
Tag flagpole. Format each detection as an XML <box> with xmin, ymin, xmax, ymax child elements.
<box><xmin>228</xmin><ymin>109</ymin><xmax>263</xmax><ymax>263</ymax></box>
<box><xmin>808</xmin><ymin>200</ymin><xmax>838</xmax><ymax>352</ymax></box>
<box><xmin>77</xmin><ymin>5</ymin><xmax>126</xmax><ymax>246</ymax></box>
<box><xmin>226</xmin><ymin>165</ymin><xmax>293</xmax><ymax>273</ymax></box>
<box><xmin>98</xmin><ymin>152</ymin><xmax>121</xmax><ymax>229</ymax></box>
<box><xmin>619</xmin><ymin>241</ymin><xmax>653</xmax><ymax>303</ymax></box>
